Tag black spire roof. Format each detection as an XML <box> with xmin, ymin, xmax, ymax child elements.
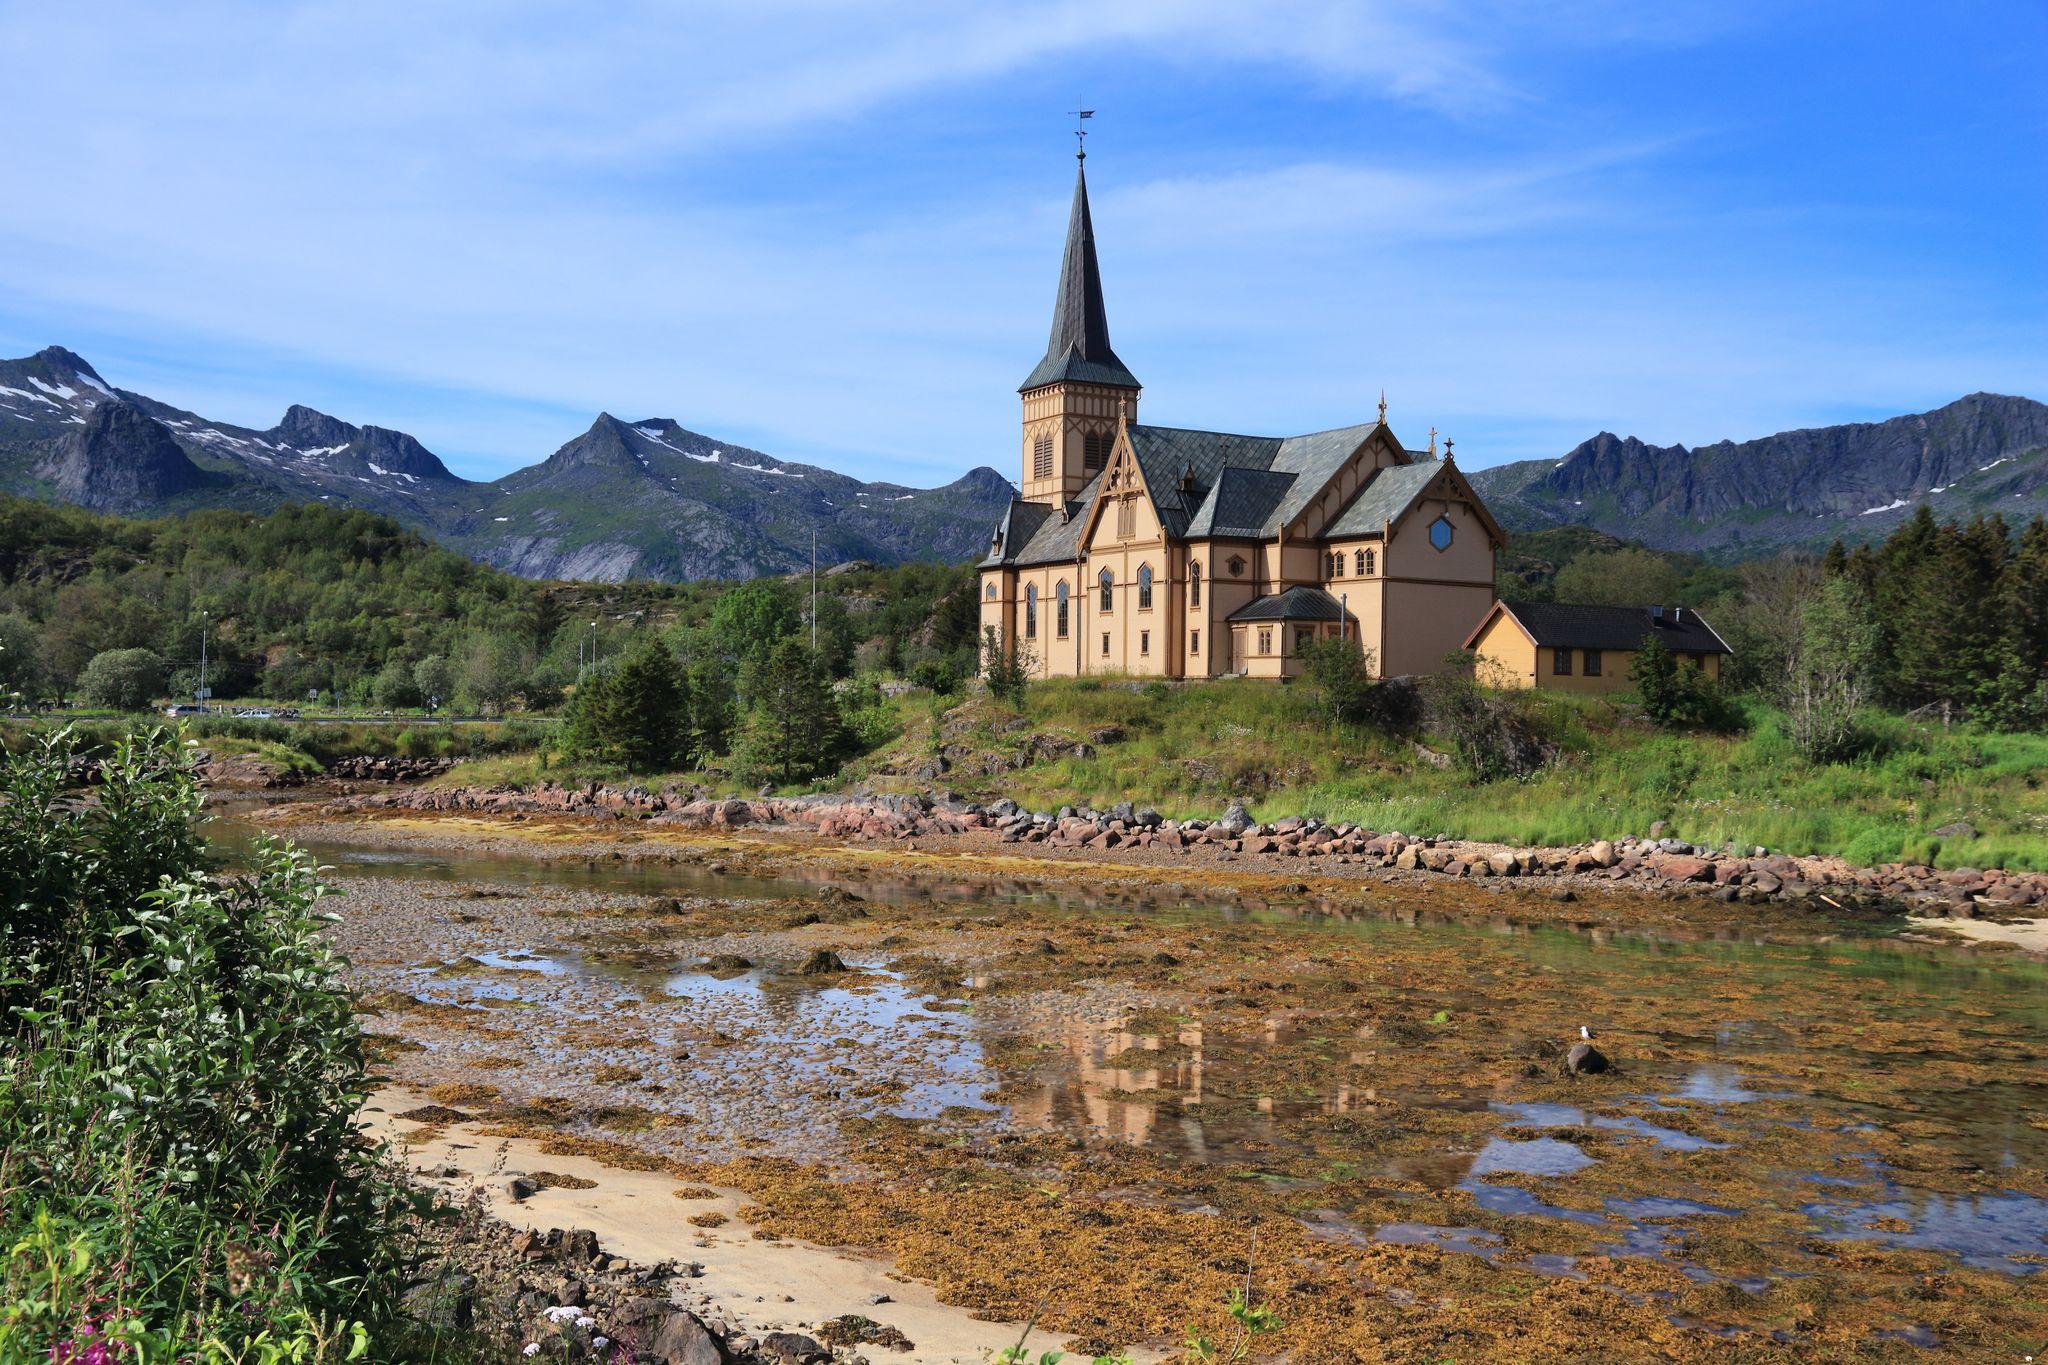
<box><xmin>1019</xmin><ymin>159</ymin><xmax>1140</xmax><ymax>393</ymax></box>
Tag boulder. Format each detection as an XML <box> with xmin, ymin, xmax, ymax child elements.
<box><xmin>797</xmin><ymin>949</ymin><xmax>848</xmax><ymax>975</ymax></box>
<box><xmin>650</xmin><ymin>1310</ymin><xmax>728</xmax><ymax>1365</ymax></box>
<box><xmin>1652</xmin><ymin>855</ymin><xmax>1715</xmax><ymax>883</ymax></box>
<box><xmin>1565</xmin><ymin>1042</ymin><xmax>1610</xmax><ymax>1076</ymax></box>
<box><xmin>1587</xmin><ymin>839</ymin><xmax>1618</xmax><ymax>868</ymax></box>
<box><xmin>1219</xmin><ymin>801</ymin><xmax>1255</xmax><ymax>834</ymax></box>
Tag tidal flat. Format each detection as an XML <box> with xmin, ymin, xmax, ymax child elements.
<box><xmin>233</xmin><ymin>806</ymin><xmax>2048</xmax><ymax>1360</ymax></box>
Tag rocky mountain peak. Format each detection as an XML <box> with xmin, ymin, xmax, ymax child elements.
<box><xmin>33</xmin><ymin>400</ymin><xmax>216</xmax><ymax>513</ymax></box>
<box><xmin>271</xmin><ymin>403</ymin><xmax>357</xmax><ymax>450</ymax></box>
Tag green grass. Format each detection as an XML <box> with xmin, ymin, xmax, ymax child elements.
<box><xmin>898</xmin><ymin>679</ymin><xmax>2048</xmax><ymax>872</ymax></box>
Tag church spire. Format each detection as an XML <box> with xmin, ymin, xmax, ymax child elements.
<box><xmin>1019</xmin><ymin>157</ymin><xmax>1140</xmax><ymax>393</ymax></box>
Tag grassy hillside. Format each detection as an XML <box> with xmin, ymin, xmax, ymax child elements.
<box><xmin>870</xmin><ymin>680</ymin><xmax>2048</xmax><ymax>871</ymax></box>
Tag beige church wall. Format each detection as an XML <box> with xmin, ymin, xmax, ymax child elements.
<box><xmin>1328</xmin><ymin>582</ymin><xmax>1384</xmax><ymax>674</ymax></box>
<box><xmin>1380</xmin><ymin>580</ymin><xmax>1497</xmax><ymax>678</ymax></box>
<box><xmin>1321</xmin><ymin>537</ymin><xmax>1386</xmax><ymax>588</ymax></box>
<box><xmin>1232</xmin><ymin>619</ymin><xmax>1345</xmax><ymax>680</ymax></box>
<box><xmin>1383</xmin><ymin>498</ymin><xmax>1495</xmax><ymax>584</ymax></box>
<box><xmin>1084</xmin><ymin>499</ymin><xmax>1175</xmax><ymax>676</ymax></box>
<box><xmin>1196</xmin><ymin>541</ymin><xmax>1263</xmax><ymax>676</ymax></box>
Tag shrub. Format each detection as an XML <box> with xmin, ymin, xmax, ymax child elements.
<box><xmin>1421</xmin><ymin>653</ymin><xmax>1551</xmax><ymax>781</ymax></box>
<box><xmin>78</xmin><ymin>647</ymin><xmax>168</xmax><ymax>711</ymax></box>
<box><xmin>0</xmin><ymin>729</ymin><xmax>409</xmax><ymax>1357</ymax></box>
<box><xmin>1630</xmin><ymin>637</ymin><xmax>1740</xmax><ymax>731</ymax></box>
<box><xmin>981</xmin><ymin>626</ymin><xmax>1032</xmax><ymax>708</ymax></box>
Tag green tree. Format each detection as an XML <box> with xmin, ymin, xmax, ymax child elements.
<box><xmin>0</xmin><ymin>612</ymin><xmax>46</xmax><ymax>704</ymax></box>
<box><xmin>370</xmin><ymin>657</ymin><xmax>423</xmax><ymax>710</ymax></box>
<box><xmin>735</xmin><ymin>638</ymin><xmax>843</xmax><ymax>785</ymax></box>
<box><xmin>701</xmin><ymin>579</ymin><xmax>800</xmax><ymax>684</ymax></box>
<box><xmin>413</xmin><ymin>653</ymin><xmax>454</xmax><ymax>709</ymax></box>
<box><xmin>78</xmin><ymin>647</ymin><xmax>167</xmax><ymax>710</ymax></box>
<box><xmin>981</xmin><ymin>625</ymin><xmax>1032</xmax><ymax>708</ymax></box>
<box><xmin>1785</xmin><ymin>576</ymin><xmax>1879</xmax><ymax>762</ymax></box>
<box><xmin>1551</xmin><ymin>548</ymin><xmax>1687</xmax><ymax>608</ymax></box>
<box><xmin>457</xmin><ymin>633</ymin><xmax>529</xmax><ymax>714</ymax></box>
<box><xmin>686</xmin><ymin>657</ymin><xmax>737</xmax><ymax>759</ymax></box>
<box><xmin>594</xmin><ymin>638</ymin><xmax>692</xmax><ymax>773</ymax></box>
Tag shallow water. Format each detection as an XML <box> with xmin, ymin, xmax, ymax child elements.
<box><xmin>214</xmin><ymin>802</ymin><xmax>2048</xmax><ymax>1314</ymax></box>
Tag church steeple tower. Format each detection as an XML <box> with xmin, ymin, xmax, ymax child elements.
<box><xmin>1019</xmin><ymin>152</ymin><xmax>1139</xmax><ymax>505</ymax></box>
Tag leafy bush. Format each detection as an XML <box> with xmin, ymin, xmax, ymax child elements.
<box><xmin>78</xmin><ymin>647</ymin><xmax>168</xmax><ymax>711</ymax></box>
<box><xmin>981</xmin><ymin>626</ymin><xmax>1031</xmax><ymax>708</ymax></box>
<box><xmin>1420</xmin><ymin>653</ymin><xmax>1551</xmax><ymax>781</ymax></box>
<box><xmin>1296</xmin><ymin>638</ymin><xmax>1420</xmax><ymax>732</ymax></box>
<box><xmin>1629</xmin><ymin>636</ymin><xmax>1741</xmax><ymax>731</ymax></box>
<box><xmin>0</xmin><ymin>729</ymin><xmax>411</xmax><ymax>1357</ymax></box>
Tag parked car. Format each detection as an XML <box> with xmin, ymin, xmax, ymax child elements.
<box><xmin>164</xmin><ymin>704</ymin><xmax>209</xmax><ymax>717</ymax></box>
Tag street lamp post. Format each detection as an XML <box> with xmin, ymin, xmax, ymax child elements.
<box><xmin>199</xmin><ymin>610</ymin><xmax>209</xmax><ymax>708</ymax></box>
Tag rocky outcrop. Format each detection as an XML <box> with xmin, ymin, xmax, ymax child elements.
<box><xmin>33</xmin><ymin>399</ymin><xmax>222</xmax><ymax>513</ymax></box>
<box><xmin>324</xmin><ymin>754</ymin><xmax>458</xmax><ymax>782</ymax></box>
<box><xmin>323</xmin><ymin>781</ymin><xmax>2048</xmax><ymax>916</ymax></box>
<box><xmin>409</xmin><ymin>1216</ymin><xmax>840</xmax><ymax>1363</ymax></box>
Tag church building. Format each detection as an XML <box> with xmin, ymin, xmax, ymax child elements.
<box><xmin>978</xmin><ymin>152</ymin><xmax>1505</xmax><ymax>680</ymax></box>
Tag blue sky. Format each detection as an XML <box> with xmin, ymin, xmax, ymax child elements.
<box><xmin>1</xmin><ymin>1</ymin><xmax>2042</xmax><ymax>485</ymax></box>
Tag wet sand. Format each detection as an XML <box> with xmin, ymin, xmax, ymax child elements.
<box><xmin>287</xmin><ymin>807</ymin><xmax>2048</xmax><ymax>1359</ymax></box>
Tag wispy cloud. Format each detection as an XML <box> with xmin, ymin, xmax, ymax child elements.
<box><xmin>0</xmin><ymin>0</ymin><xmax>2038</xmax><ymax>482</ymax></box>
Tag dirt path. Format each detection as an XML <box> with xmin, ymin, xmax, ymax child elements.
<box><xmin>365</xmin><ymin>1085</ymin><xmax>1139</xmax><ymax>1364</ymax></box>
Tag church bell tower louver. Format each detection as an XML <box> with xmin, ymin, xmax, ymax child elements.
<box><xmin>1019</xmin><ymin>147</ymin><xmax>1139</xmax><ymax>506</ymax></box>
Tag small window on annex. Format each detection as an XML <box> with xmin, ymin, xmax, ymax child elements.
<box><xmin>1190</xmin><ymin>629</ymin><xmax>1201</xmax><ymax>654</ymax></box>
<box><xmin>1258</xmin><ymin>627</ymin><xmax>1273</xmax><ymax>655</ymax></box>
<box><xmin>1553</xmin><ymin>647</ymin><xmax>1572</xmax><ymax>676</ymax></box>
<box><xmin>1055</xmin><ymin>581</ymin><xmax>1070</xmax><ymax>638</ymax></box>
<box><xmin>1365</xmin><ymin>548</ymin><xmax>1377</xmax><ymax>575</ymax></box>
<box><xmin>1189</xmin><ymin>561</ymin><xmax>1202</xmax><ymax>607</ymax></box>
<box><xmin>1138</xmin><ymin>564</ymin><xmax>1154</xmax><ymax>609</ymax></box>
<box><xmin>1098</xmin><ymin>568</ymin><xmax>1114</xmax><ymax>612</ymax></box>
<box><xmin>1294</xmin><ymin>627</ymin><xmax>1313</xmax><ymax>652</ymax></box>
<box><xmin>1024</xmin><ymin>583</ymin><xmax>1038</xmax><ymax>639</ymax></box>
<box><xmin>1140</xmin><ymin>630</ymin><xmax>1151</xmax><ymax>656</ymax></box>
<box><xmin>984</xmin><ymin>582</ymin><xmax>996</xmax><ymax>599</ymax></box>
<box><xmin>1100</xmin><ymin>632</ymin><xmax>1110</xmax><ymax>657</ymax></box>
<box><xmin>1584</xmin><ymin>649</ymin><xmax>1603</xmax><ymax>677</ymax></box>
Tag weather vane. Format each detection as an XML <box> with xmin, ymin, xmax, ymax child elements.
<box><xmin>1070</xmin><ymin>107</ymin><xmax>1093</xmax><ymax>160</ymax></box>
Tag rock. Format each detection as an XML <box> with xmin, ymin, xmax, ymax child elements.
<box><xmin>1932</xmin><ymin>821</ymin><xmax>1977</xmax><ymax>840</ymax></box>
<box><xmin>505</xmin><ymin>1176</ymin><xmax>540</xmax><ymax>1202</ymax></box>
<box><xmin>1648</xmin><ymin>819</ymin><xmax>1670</xmax><ymax>839</ymax></box>
<box><xmin>1219</xmin><ymin>801</ymin><xmax>1255</xmax><ymax>834</ymax></box>
<box><xmin>1549</xmin><ymin>888</ymin><xmax>1577</xmax><ymax>903</ymax></box>
<box><xmin>1588</xmin><ymin>839</ymin><xmax>1618</xmax><ymax>868</ymax></box>
<box><xmin>560</xmin><ymin>1229</ymin><xmax>600</xmax><ymax>1265</ymax></box>
<box><xmin>649</xmin><ymin>1310</ymin><xmax>728</xmax><ymax>1365</ymax></box>
<box><xmin>1652</xmin><ymin>855</ymin><xmax>1715</xmax><ymax>883</ymax></box>
<box><xmin>701</xmin><ymin>953</ymin><xmax>752</xmax><ymax>972</ymax></box>
<box><xmin>760</xmin><ymin>1332</ymin><xmax>827</xmax><ymax>1362</ymax></box>
<box><xmin>1088</xmin><ymin>725</ymin><xmax>1126</xmax><ymax>745</ymax></box>
<box><xmin>797</xmin><ymin>949</ymin><xmax>847</xmax><ymax>975</ymax></box>
<box><xmin>1565</xmin><ymin>1042</ymin><xmax>1610</xmax><ymax>1076</ymax></box>
<box><xmin>401</xmin><ymin>1269</ymin><xmax>476</xmax><ymax>1332</ymax></box>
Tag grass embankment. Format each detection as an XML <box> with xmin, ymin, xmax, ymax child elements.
<box><xmin>879</xmin><ymin>679</ymin><xmax>2048</xmax><ymax>872</ymax></box>
<box><xmin>1</xmin><ymin>714</ymin><xmax>546</xmax><ymax>769</ymax></box>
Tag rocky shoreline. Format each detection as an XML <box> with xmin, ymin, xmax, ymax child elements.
<box><xmin>319</xmin><ymin>780</ymin><xmax>2044</xmax><ymax>919</ymax></box>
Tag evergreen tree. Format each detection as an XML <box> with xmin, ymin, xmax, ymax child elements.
<box><xmin>736</xmin><ymin>638</ymin><xmax>842</xmax><ymax>785</ymax></box>
<box><xmin>603</xmin><ymin>637</ymin><xmax>692</xmax><ymax>773</ymax></box>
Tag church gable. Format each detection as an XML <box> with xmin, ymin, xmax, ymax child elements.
<box><xmin>1284</xmin><ymin>424</ymin><xmax>1409</xmax><ymax>540</ymax></box>
<box><xmin>1080</xmin><ymin>426</ymin><xmax>1164</xmax><ymax>550</ymax></box>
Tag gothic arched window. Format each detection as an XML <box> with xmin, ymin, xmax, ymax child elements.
<box><xmin>1364</xmin><ymin>548</ymin><xmax>1377</xmax><ymax>575</ymax></box>
<box><xmin>1138</xmin><ymin>564</ymin><xmax>1154</xmax><ymax>610</ymax></box>
<box><xmin>1024</xmin><ymin>583</ymin><xmax>1038</xmax><ymax>638</ymax></box>
<box><xmin>1189</xmin><ymin>561</ymin><xmax>1202</xmax><ymax>608</ymax></box>
<box><xmin>1099</xmin><ymin>568</ymin><xmax>1114</xmax><ymax>612</ymax></box>
<box><xmin>985</xmin><ymin>581</ymin><xmax>997</xmax><ymax>599</ymax></box>
<box><xmin>1055</xmin><ymin>580</ymin><xmax>1070</xmax><ymax>637</ymax></box>
<box><xmin>1353</xmin><ymin>548</ymin><xmax>1366</xmax><ymax>575</ymax></box>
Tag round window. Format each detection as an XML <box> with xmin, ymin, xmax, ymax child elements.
<box><xmin>1428</xmin><ymin>516</ymin><xmax>1454</xmax><ymax>552</ymax></box>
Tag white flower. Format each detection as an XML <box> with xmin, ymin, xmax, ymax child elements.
<box><xmin>542</xmin><ymin>1305</ymin><xmax>581</xmax><ymax>1322</ymax></box>
<box><xmin>592</xmin><ymin>1337</ymin><xmax>610</xmax><ymax>1351</ymax></box>
<box><xmin>522</xmin><ymin>1345</ymin><xmax>540</xmax><ymax>1357</ymax></box>
<box><xmin>575</xmin><ymin>1316</ymin><xmax>595</xmax><ymax>1330</ymax></box>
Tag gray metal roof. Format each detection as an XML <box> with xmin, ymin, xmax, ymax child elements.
<box><xmin>1185</xmin><ymin>466</ymin><xmax>1296</xmax><ymax>537</ymax></box>
<box><xmin>1020</xmin><ymin>162</ymin><xmax>1140</xmax><ymax>393</ymax></box>
<box><xmin>978</xmin><ymin>474</ymin><xmax>1105</xmax><ymax>568</ymax></box>
<box><xmin>1324</xmin><ymin>459</ymin><xmax>1444</xmax><ymax>537</ymax></box>
<box><xmin>1227</xmin><ymin>585</ymin><xmax>1353</xmax><ymax>623</ymax></box>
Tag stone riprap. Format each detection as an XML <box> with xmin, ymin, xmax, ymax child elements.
<box><xmin>322</xmin><ymin>782</ymin><xmax>2046</xmax><ymax>917</ymax></box>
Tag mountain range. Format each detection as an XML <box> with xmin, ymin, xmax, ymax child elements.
<box><xmin>4</xmin><ymin>345</ymin><xmax>2043</xmax><ymax>578</ymax></box>
<box><xmin>1467</xmin><ymin>392</ymin><xmax>2048</xmax><ymax>555</ymax></box>
<box><xmin>0</xmin><ymin>347</ymin><xmax>1014</xmax><ymax>581</ymax></box>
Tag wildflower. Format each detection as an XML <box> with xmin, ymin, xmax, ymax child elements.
<box><xmin>575</xmin><ymin>1316</ymin><xmax>595</xmax><ymax>1330</ymax></box>
<box><xmin>591</xmin><ymin>1337</ymin><xmax>610</xmax><ymax>1351</ymax></box>
<box><xmin>523</xmin><ymin>1344</ymin><xmax>540</xmax><ymax>1357</ymax></box>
